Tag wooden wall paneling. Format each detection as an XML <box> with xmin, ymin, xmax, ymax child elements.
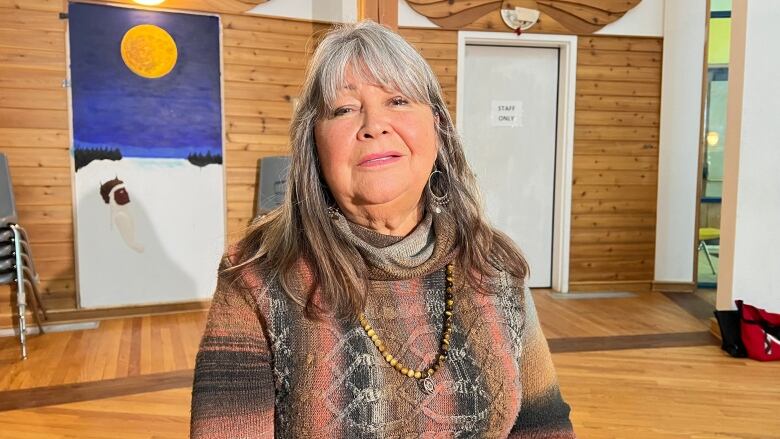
<box><xmin>578</xmin><ymin>36</ymin><xmax>662</xmax><ymax>52</ymax></box>
<box><xmin>577</xmin><ymin>49</ymin><xmax>662</xmax><ymax>67</ymax></box>
<box><xmin>575</xmin><ymin>110</ymin><xmax>659</xmax><ymax>127</ymax></box>
<box><xmin>0</xmin><ymin>128</ymin><xmax>69</xmax><ymax>148</ymax></box>
<box><xmin>570</xmin><ymin>229</ymin><xmax>656</xmax><ymax>244</ymax></box>
<box><xmin>0</xmin><ymin>88</ymin><xmax>68</xmax><ymax>111</ymax></box>
<box><xmin>577</xmin><ymin>80</ymin><xmax>661</xmax><ymax>97</ymax></box>
<box><xmin>577</xmin><ymin>65</ymin><xmax>661</xmax><ymax>82</ymax></box>
<box><xmin>397</xmin><ymin>28</ymin><xmax>458</xmax><ymax>44</ymax></box>
<box><xmin>20</xmin><ymin>223</ymin><xmax>72</xmax><ymax>242</ymax></box>
<box><xmin>576</xmin><ymin>95</ymin><xmax>660</xmax><ymax>112</ymax></box>
<box><xmin>378</xmin><ymin>0</ymin><xmax>398</xmax><ymax>30</ymax></box>
<box><xmin>96</xmin><ymin>0</ymin><xmax>268</xmax><ymax>15</ymax></box>
<box><xmin>224</xmin><ymin>81</ymin><xmax>302</xmax><ymax>102</ymax></box>
<box><xmin>0</xmin><ymin>48</ymin><xmax>66</xmax><ymax>71</ymax></box>
<box><xmin>223</xmin><ymin>64</ymin><xmax>306</xmax><ymax>85</ymax></box>
<box><xmin>223</xmin><ymin>47</ymin><xmax>310</xmax><ymax>69</ymax></box>
<box><xmin>0</xmin><ymin>0</ymin><xmax>63</xmax><ymax>13</ymax></box>
<box><xmin>574</xmin><ymin>140</ymin><xmax>658</xmax><ymax>156</ymax></box>
<box><xmin>0</xmin><ymin>28</ymin><xmax>65</xmax><ymax>52</ymax></box>
<box><xmin>0</xmin><ymin>1</ymin><xmax>71</xmax><ymax>314</ymax></box>
<box><xmin>569</xmin><ymin>35</ymin><xmax>662</xmax><ymax>291</ymax></box>
<box><xmin>2</xmin><ymin>148</ymin><xmax>70</xmax><ymax>168</ymax></box>
<box><xmin>573</xmin><ymin>155</ymin><xmax>658</xmax><ymax>171</ymax></box>
<box><xmin>573</xmin><ymin>169</ymin><xmax>657</xmax><ymax>186</ymax></box>
<box><xmin>0</xmin><ymin>66</ymin><xmax>66</xmax><ymax>90</ymax></box>
<box><xmin>572</xmin><ymin>213</ymin><xmax>656</xmax><ymax>230</ymax></box>
<box><xmin>220</xmin><ymin>13</ymin><xmax>318</xmax><ymax>234</ymax></box>
<box><xmin>398</xmin><ymin>27</ymin><xmax>458</xmax><ymax>121</ymax></box>
<box><xmin>0</xmin><ymin>8</ymin><xmax>65</xmax><ymax>32</ymax></box>
<box><xmin>358</xmin><ymin>0</ymin><xmax>380</xmax><ymax>22</ymax></box>
<box><xmin>222</xmin><ymin>28</ymin><xmax>313</xmax><ymax>52</ymax></box>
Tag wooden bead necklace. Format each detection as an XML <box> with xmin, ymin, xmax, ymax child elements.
<box><xmin>357</xmin><ymin>262</ymin><xmax>454</xmax><ymax>395</ymax></box>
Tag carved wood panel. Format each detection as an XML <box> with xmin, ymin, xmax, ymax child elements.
<box><xmin>405</xmin><ymin>0</ymin><xmax>642</xmax><ymax>34</ymax></box>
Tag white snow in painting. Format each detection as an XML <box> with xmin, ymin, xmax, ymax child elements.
<box><xmin>74</xmin><ymin>157</ymin><xmax>225</xmax><ymax>308</ymax></box>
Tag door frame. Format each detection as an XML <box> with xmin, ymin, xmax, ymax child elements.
<box><xmin>455</xmin><ymin>31</ymin><xmax>577</xmax><ymax>293</ymax></box>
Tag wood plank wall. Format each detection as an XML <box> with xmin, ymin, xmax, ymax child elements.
<box><xmin>398</xmin><ymin>28</ymin><xmax>457</xmax><ymax>121</ymax></box>
<box><xmin>569</xmin><ymin>36</ymin><xmax>662</xmax><ymax>292</ymax></box>
<box><xmin>1</xmin><ymin>0</ymin><xmax>74</xmax><ymax>318</ymax></box>
<box><xmin>0</xmin><ymin>1</ymin><xmax>663</xmax><ymax>327</ymax></box>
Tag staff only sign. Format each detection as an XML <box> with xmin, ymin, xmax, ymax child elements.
<box><xmin>490</xmin><ymin>100</ymin><xmax>523</xmax><ymax>127</ymax></box>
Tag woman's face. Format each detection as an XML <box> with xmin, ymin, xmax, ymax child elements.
<box><xmin>314</xmin><ymin>68</ymin><xmax>438</xmax><ymax>214</ymax></box>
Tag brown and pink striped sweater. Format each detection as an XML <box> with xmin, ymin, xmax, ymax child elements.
<box><xmin>190</xmin><ymin>215</ymin><xmax>575</xmax><ymax>438</ymax></box>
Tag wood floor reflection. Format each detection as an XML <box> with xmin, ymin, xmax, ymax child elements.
<box><xmin>2</xmin><ymin>289</ymin><xmax>779</xmax><ymax>438</ymax></box>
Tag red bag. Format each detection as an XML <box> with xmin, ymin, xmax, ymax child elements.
<box><xmin>737</xmin><ymin>300</ymin><xmax>780</xmax><ymax>361</ymax></box>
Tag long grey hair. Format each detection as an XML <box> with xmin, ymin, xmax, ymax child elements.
<box><xmin>226</xmin><ymin>20</ymin><xmax>528</xmax><ymax>320</ymax></box>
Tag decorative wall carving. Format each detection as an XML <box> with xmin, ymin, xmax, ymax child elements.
<box><xmin>405</xmin><ymin>0</ymin><xmax>642</xmax><ymax>34</ymax></box>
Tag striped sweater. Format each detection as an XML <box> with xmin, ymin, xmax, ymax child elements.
<box><xmin>190</xmin><ymin>214</ymin><xmax>575</xmax><ymax>438</ymax></box>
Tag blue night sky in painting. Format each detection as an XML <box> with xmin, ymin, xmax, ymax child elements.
<box><xmin>69</xmin><ymin>2</ymin><xmax>221</xmax><ymax>159</ymax></box>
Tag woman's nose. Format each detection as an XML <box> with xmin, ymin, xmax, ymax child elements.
<box><xmin>357</xmin><ymin>108</ymin><xmax>391</xmax><ymax>140</ymax></box>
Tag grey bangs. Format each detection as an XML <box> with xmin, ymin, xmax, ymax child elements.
<box><xmin>310</xmin><ymin>21</ymin><xmax>439</xmax><ymax>115</ymax></box>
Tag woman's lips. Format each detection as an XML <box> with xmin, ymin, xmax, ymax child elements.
<box><xmin>358</xmin><ymin>152</ymin><xmax>403</xmax><ymax>167</ymax></box>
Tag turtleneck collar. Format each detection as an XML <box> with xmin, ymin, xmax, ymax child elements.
<box><xmin>332</xmin><ymin>209</ymin><xmax>457</xmax><ymax>281</ymax></box>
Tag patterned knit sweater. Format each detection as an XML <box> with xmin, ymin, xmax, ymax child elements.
<box><xmin>190</xmin><ymin>213</ymin><xmax>575</xmax><ymax>438</ymax></box>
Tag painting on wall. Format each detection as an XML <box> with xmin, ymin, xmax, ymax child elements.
<box><xmin>68</xmin><ymin>2</ymin><xmax>225</xmax><ymax>308</ymax></box>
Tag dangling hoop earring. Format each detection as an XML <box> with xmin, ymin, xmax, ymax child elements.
<box><xmin>427</xmin><ymin>168</ymin><xmax>450</xmax><ymax>214</ymax></box>
<box><xmin>326</xmin><ymin>204</ymin><xmax>341</xmax><ymax>220</ymax></box>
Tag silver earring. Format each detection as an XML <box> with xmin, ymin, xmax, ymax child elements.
<box><xmin>327</xmin><ymin>205</ymin><xmax>340</xmax><ymax>220</ymax></box>
<box><xmin>427</xmin><ymin>168</ymin><xmax>450</xmax><ymax>214</ymax></box>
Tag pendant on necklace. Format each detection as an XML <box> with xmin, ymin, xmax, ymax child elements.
<box><xmin>419</xmin><ymin>376</ymin><xmax>435</xmax><ymax>395</ymax></box>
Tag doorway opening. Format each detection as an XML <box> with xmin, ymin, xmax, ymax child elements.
<box><xmin>456</xmin><ymin>32</ymin><xmax>577</xmax><ymax>292</ymax></box>
<box><xmin>697</xmin><ymin>1</ymin><xmax>731</xmax><ymax>288</ymax></box>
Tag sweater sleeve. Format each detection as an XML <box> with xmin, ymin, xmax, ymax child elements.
<box><xmin>508</xmin><ymin>286</ymin><xmax>576</xmax><ymax>438</ymax></box>
<box><xmin>190</xmin><ymin>256</ymin><xmax>275</xmax><ymax>438</ymax></box>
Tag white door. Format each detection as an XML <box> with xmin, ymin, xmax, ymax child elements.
<box><xmin>461</xmin><ymin>44</ymin><xmax>559</xmax><ymax>288</ymax></box>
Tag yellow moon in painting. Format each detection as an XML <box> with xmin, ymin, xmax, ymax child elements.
<box><xmin>120</xmin><ymin>24</ymin><xmax>177</xmax><ymax>79</ymax></box>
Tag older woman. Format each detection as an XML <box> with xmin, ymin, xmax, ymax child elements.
<box><xmin>190</xmin><ymin>20</ymin><xmax>575</xmax><ymax>438</ymax></box>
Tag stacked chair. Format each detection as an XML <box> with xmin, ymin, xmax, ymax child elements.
<box><xmin>0</xmin><ymin>153</ymin><xmax>47</xmax><ymax>359</ymax></box>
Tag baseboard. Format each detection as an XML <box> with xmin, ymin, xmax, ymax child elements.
<box><xmin>0</xmin><ymin>321</ymin><xmax>100</xmax><ymax>338</ymax></box>
<box><xmin>0</xmin><ymin>299</ymin><xmax>211</xmax><ymax>330</ymax></box>
<box><xmin>567</xmin><ymin>280</ymin><xmax>653</xmax><ymax>293</ymax></box>
<box><xmin>652</xmin><ymin>281</ymin><xmax>697</xmax><ymax>293</ymax></box>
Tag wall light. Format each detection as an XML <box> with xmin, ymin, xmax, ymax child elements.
<box><xmin>706</xmin><ymin>131</ymin><xmax>720</xmax><ymax>147</ymax></box>
<box><xmin>501</xmin><ymin>7</ymin><xmax>540</xmax><ymax>34</ymax></box>
<box><xmin>134</xmin><ymin>0</ymin><xmax>165</xmax><ymax>5</ymax></box>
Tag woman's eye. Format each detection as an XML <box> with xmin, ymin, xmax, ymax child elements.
<box><xmin>391</xmin><ymin>96</ymin><xmax>409</xmax><ymax>106</ymax></box>
<box><xmin>333</xmin><ymin>107</ymin><xmax>352</xmax><ymax>117</ymax></box>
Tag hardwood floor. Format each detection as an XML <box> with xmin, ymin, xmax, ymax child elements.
<box><xmin>559</xmin><ymin>346</ymin><xmax>780</xmax><ymax>438</ymax></box>
<box><xmin>534</xmin><ymin>290</ymin><xmax>710</xmax><ymax>338</ymax></box>
<box><xmin>0</xmin><ymin>312</ymin><xmax>204</xmax><ymax>391</ymax></box>
<box><xmin>2</xmin><ymin>289</ymin><xmax>779</xmax><ymax>438</ymax></box>
<box><xmin>0</xmin><ymin>388</ymin><xmax>192</xmax><ymax>439</ymax></box>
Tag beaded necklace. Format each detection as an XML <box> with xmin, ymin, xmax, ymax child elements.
<box><xmin>358</xmin><ymin>262</ymin><xmax>454</xmax><ymax>395</ymax></box>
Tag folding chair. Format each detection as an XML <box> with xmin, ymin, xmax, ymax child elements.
<box><xmin>0</xmin><ymin>153</ymin><xmax>47</xmax><ymax>359</ymax></box>
<box><xmin>698</xmin><ymin>227</ymin><xmax>720</xmax><ymax>275</ymax></box>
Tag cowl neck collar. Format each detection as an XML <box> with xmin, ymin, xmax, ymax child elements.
<box><xmin>332</xmin><ymin>209</ymin><xmax>457</xmax><ymax>281</ymax></box>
